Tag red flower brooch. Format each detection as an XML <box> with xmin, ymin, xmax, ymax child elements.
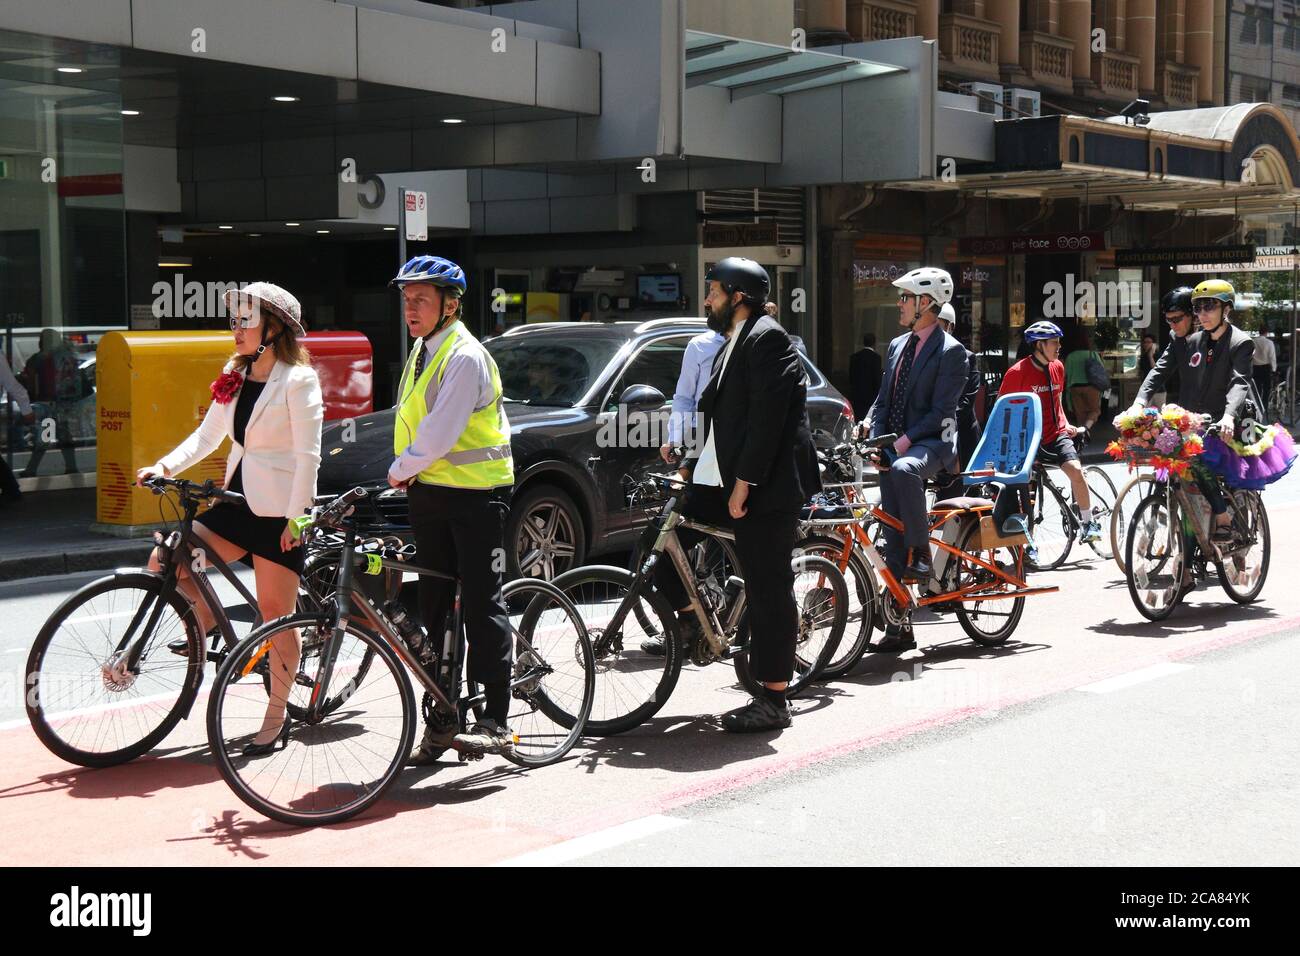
<box><xmin>210</xmin><ymin>369</ymin><xmax>243</xmax><ymax>405</ymax></box>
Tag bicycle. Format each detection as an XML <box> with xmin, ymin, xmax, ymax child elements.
<box><xmin>797</xmin><ymin>435</ymin><xmax>1059</xmax><ymax>672</ymax></box>
<box><xmin>551</xmin><ymin>473</ymin><xmax>848</xmax><ymax>735</ymax></box>
<box><xmin>1109</xmin><ymin>468</ymin><xmax>1161</xmax><ymax>574</ymax></box>
<box><xmin>25</xmin><ymin>477</ymin><xmax>284</xmax><ymax>768</ymax></box>
<box><xmin>205</xmin><ymin>487</ymin><xmax>596</xmax><ymax>827</ymax></box>
<box><xmin>1124</xmin><ymin>445</ymin><xmax>1270</xmax><ymax>622</ymax></box>
<box><xmin>1022</xmin><ymin>448</ymin><xmax>1117</xmax><ymax>570</ymax></box>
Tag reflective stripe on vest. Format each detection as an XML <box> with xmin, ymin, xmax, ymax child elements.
<box><xmin>394</xmin><ymin>322</ymin><xmax>513</xmax><ymax>489</ymax></box>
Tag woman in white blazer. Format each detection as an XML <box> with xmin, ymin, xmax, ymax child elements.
<box><xmin>136</xmin><ymin>282</ymin><xmax>323</xmax><ymax>755</ymax></box>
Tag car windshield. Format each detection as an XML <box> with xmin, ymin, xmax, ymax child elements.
<box><xmin>486</xmin><ymin>331</ymin><xmax>626</xmax><ymax>406</ymax></box>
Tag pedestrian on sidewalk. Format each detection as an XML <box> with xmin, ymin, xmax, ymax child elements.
<box><xmin>20</xmin><ymin>329</ymin><xmax>80</xmax><ymax>477</ymax></box>
<box><xmin>1064</xmin><ymin>326</ymin><xmax>1106</xmax><ymax>434</ymax></box>
<box><xmin>0</xmin><ymin>349</ymin><xmax>34</xmax><ymax>506</ymax></box>
<box><xmin>136</xmin><ymin>282</ymin><xmax>323</xmax><ymax>756</ymax></box>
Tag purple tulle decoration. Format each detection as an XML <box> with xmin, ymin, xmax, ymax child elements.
<box><xmin>1201</xmin><ymin>428</ymin><xmax>1298</xmax><ymax>490</ymax></box>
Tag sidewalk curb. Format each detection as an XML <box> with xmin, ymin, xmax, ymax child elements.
<box><xmin>0</xmin><ymin>543</ymin><xmax>153</xmax><ymax>583</ymax></box>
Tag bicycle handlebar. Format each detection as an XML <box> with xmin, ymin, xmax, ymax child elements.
<box><xmin>143</xmin><ymin>476</ymin><xmax>246</xmax><ymax>506</ymax></box>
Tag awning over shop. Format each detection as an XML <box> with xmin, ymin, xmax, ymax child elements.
<box><xmin>947</xmin><ymin>104</ymin><xmax>1300</xmax><ymax>215</ymax></box>
<box><xmin>684</xmin><ymin>30</ymin><xmax>903</xmax><ymax>99</ymax></box>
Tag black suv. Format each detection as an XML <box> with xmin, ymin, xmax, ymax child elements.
<box><xmin>317</xmin><ymin>318</ymin><xmax>854</xmax><ymax>578</ymax></box>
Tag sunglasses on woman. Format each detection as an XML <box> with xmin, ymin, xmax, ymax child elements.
<box><xmin>1191</xmin><ymin>300</ymin><xmax>1223</xmax><ymax>313</ymax></box>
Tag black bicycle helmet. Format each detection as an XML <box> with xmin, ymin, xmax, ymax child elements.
<box><xmin>1160</xmin><ymin>286</ymin><xmax>1194</xmax><ymax>315</ymax></box>
<box><xmin>705</xmin><ymin>257</ymin><xmax>770</xmax><ymax>303</ymax></box>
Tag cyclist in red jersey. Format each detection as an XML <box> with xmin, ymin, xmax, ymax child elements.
<box><xmin>999</xmin><ymin>321</ymin><xmax>1102</xmax><ymax>546</ymax></box>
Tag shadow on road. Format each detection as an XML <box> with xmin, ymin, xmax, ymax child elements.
<box><xmin>569</xmin><ymin>711</ymin><xmax>783</xmax><ymax>774</ymax></box>
<box><xmin>1087</xmin><ymin>600</ymin><xmax>1279</xmax><ymax>638</ymax></box>
<box><xmin>837</xmin><ymin>637</ymin><xmax>1051</xmax><ymax>687</ymax></box>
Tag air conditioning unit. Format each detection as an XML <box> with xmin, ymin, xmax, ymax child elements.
<box><xmin>1008</xmin><ymin>88</ymin><xmax>1042</xmax><ymax>119</ymax></box>
<box><xmin>958</xmin><ymin>82</ymin><xmax>1008</xmax><ymax>119</ymax></box>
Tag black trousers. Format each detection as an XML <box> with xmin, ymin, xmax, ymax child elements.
<box><xmin>406</xmin><ymin>482</ymin><xmax>513</xmax><ymax>686</ymax></box>
<box><xmin>653</xmin><ymin>485</ymin><xmax>799</xmax><ymax>684</ymax></box>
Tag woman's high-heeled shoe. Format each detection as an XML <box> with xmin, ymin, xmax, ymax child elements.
<box><xmin>243</xmin><ymin>717</ymin><xmax>292</xmax><ymax>757</ymax></box>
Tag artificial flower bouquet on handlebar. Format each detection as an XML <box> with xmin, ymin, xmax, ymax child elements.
<box><xmin>1106</xmin><ymin>404</ymin><xmax>1205</xmax><ymax>479</ymax></box>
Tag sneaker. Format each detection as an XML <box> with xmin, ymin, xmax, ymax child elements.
<box><xmin>1025</xmin><ymin>542</ymin><xmax>1040</xmax><ymax>565</ymax></box>
<box><xmin>641</xmin><ymin>614</ymin><xmax>701</xmax><ymax>657</ymax></box>
<box><xmin>721</xmin><ymin>694</ymin><xmax>791</xmax><ymax>733</ymax></box>
<box><xmin>406</xmin><ymin>722</ymin><xmax>457</xmax><ymax>766</ymax></box>
<box><xmin>1079</xmin><ymin>520</ymin><xmax>1102</xmax><ymax>544</ymax></box>
<box><xmin>452</xmin><ymin>718</ymin><xmax>516</xmax><ymax>756</ymax></box>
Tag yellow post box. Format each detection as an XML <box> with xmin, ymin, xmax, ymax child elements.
<box><xmin>96</xmin><ymin>332</ymin><xmax>233</xmax><ymax>529</ymax></box>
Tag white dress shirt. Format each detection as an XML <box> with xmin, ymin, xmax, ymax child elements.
<box><xmin>692</xmin><ymin>323</ymin><xmax>742</xmax><ymax>487</ymax></box>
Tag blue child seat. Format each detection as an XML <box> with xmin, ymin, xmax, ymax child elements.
<box><xmin>962</xmin><ymin>391</ymin><xmax>1042</xmax><ymax>488</ymax></box>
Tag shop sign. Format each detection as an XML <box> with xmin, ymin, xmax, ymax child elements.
<box><xmin>404</xmin><ymin>190</ymin><xmax>428</xmax><ymax>242</ymax></box>
<box><xmin>703</xmin><ymin>222</ymin><xmax>778</xmax><ymax>247</ymax></box>
<box><xmin>961</xmin><ymin>265</ymin><xmax>993</xmax><ymax>285</ymax></box>
<box><xmin>959</xmin><ymin>232</ymin><xmax>1104</xmax><ymax>256</ymax></box>
<box><xmin>1174</xmin><ymin>246</ymin><xmax>1298</xmax><ymax>273</ymax></box>
<box><xmin>1115</xmin><ymin>244</ymin><xmax>1255</xmax><ymax>267</ymax></box>
<box><xmin>852</xmin><ymin>261</ymin><xmax>913</xmax><ymax>284</ymax></box>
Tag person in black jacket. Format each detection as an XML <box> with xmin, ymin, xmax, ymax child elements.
<box><xmin>849</xmin><ymin>333</ymin><xmax>883</xmax><ymax>420</ymax></box>
<box><xmin>933</xmin><ymin>303</ymin><xmax>982</xmax><ymax>501</ymax></box>
<box><xmin>1134</xmin><ymin>287</ymin><xmax>1195</xmax><ymax>408</ymax></box>
<box><xmin>643</xmin><ymin>257</ymin><xmax>821</xmax><ymax>733</ymax></box>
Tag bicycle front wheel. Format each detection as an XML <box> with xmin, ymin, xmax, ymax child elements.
<box><xmin>207</xmin><ymin>615</ymin><xmax>415</xmax><ymax>827</ymax></box>
<box><xmin>551</xmin><ymin>565</ymin><xmax>683</xmax><ymax>736</ymax></box>
<box><xmin>467</xmin><ymin>578</ymin><xmax>594</xmax><ymax>767</ymax></box>
<box><xmin>1217</xmin><ymin>491</ymin><xmax>1270</xmax><ymax>604</ymax></box>
<box><xmin>1026</xmin><ymin>479</ymin><xmax>1073</xmax><ymax>571</ymax></box>
<box><xmin>794</xmin><ymin>534</ymin><xmax>877</xmax><ymax>678</ymax></box>
<box><xmin>26</xmin><ymin>572</ymin><xmax>203</xmax><ymax>768</ymax></box>
<box><xmin>1111</xmin><ymin>474</ymin><xmax>1159</xmax><ymax>574</ymax></box>
<box><xmin>1083</xmin><ymin>465</ymin><xmax>1117</xmax><ymax>560</ymax></box>
<box><xmin>1125</xmin><ymin>493</ymin><xmax>1187</xmax><ymax>621</ymax></box>
<box><xmin>734</xmin><ymin>554</ymin><xmax>848</xmax><ymax>697</ymax></box>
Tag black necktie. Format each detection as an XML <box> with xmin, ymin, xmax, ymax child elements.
<box><xmin>413</xmin><ymin>335</ymin><xmax>431</xmax><ymax>380</ymax></box>
<box><xmin>888</xmin><ymin>334</ymin><xmax>919</xmax><ymax>435</ymax></box>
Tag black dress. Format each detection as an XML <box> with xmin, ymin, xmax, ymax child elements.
<box><xmin>195</xmin><ymin>378</ymin><xmax>304</xmax><ymax>573</ymax></box>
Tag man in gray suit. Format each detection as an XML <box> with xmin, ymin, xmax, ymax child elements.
<box><xmin>862</xmin><ymin>267</ymin><xmax>969</xmax><ymax>651</ymax></box>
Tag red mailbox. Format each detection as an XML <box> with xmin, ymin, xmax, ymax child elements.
<box><xmin>303</xmin><ymin>331</ymin><xmax>373</xmax><ymax>421</ymax></box>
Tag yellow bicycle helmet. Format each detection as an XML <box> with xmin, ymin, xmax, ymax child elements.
<box><xmin>1191</xmin><ymin>278</ymin><xmax>1235</xmax><ymax>303</ymax></box>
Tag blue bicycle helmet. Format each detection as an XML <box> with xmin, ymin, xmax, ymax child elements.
<box><xmin>390</xmin><ymin>255</ymin><xmax>467</xmax><ymax>295</ymax></box>
<box><xmin>1023</xmin><ymin>320</ymin><xmax>1064</xmax><ymax>342</ymax></box>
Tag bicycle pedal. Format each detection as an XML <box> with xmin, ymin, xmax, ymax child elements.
<box><xmin>294</xmin><ymin>672</ymin><xmax>314</xmax><ymax>688</ymax></box>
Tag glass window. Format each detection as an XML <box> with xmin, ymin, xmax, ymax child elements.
<box><xmin>605</xmin><ymin>337</ymin><xmax>691</xmax><ymax>410</ymax></box>
<box><xmin>486</xmin><ymin>330</ymin><xmax>627</xmax><ymax>406</ymax></box>
<box><xmin>1</xmin><ymin>47</ymin><xmax>126</xmax><ymax>484</ymax></box>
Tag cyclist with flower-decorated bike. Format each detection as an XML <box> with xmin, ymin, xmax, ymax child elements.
<box><xmin>1114</xmin><ymin>279</ymin><xmax>1296</xmax><ymax>618</ymax></box>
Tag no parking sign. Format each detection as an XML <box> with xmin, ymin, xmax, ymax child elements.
<box><xmin>404</xmin><ymin>190</ymin><xmax>427</xmax><ymax>242</ymax></box>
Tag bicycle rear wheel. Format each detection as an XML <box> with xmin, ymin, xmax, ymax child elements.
<box><xmin>1026</xmin><ymin>478</ymin><xmax>1073</xmax><ymax>570</ymax></box>
<box><xmin>26</xmin><ymin>572</ymin><xmax>203</xmax><ymax>768</ymax></box>
<box><xmin>734</xmin><ymin>554</ymin><xmax>847</xmax><ymax>697</ymax></box>
<box><xmin>1111</xmin><ymin>474</ymin><xmax>1159</xmax><ymax>574</ymax></box>
<box><xmin>953</xmin><ymin>522</ymin><xmax>1025</xmax><ymax>645</ymax></box>
<box><xmin>1125</xmin><ymin>492</ymin><xmax>1187</xmax><ymax>621</ymax></box>
<box><xmin>207</xmin><ymin>615</ymin><xmax>415</xmax><ymax>827</ymax></box>
<box><xmin>1082</xmin><ymin>465</ymin><xmax>1117</xmax><ymax>560</ymax></box>
<box><xmin>1217</xmin><ymin>491</ymin><xmax>1270</xmax><ymax>604</ymax></box>
<box><xmin>551</xmin><ymin>565</ymin><xmax>683</xmax><ymax>736</ymax></box>
<box><xmin>794</xmin><ymin>534</ymin><xmax>877</xmax><ymax>678</ymax></box>
<box><xmin>467</xmin><ymin>578</ymin><xmax>594</xmax><ymax>767</ymax></box>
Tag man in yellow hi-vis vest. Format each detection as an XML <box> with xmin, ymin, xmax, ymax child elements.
<box><xmin>387</xmin><ymin>256</ymin><xmax>515</xmax><ymax>762</ymax></box>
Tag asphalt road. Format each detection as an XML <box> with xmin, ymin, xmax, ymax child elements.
<box><xmin>2</xmin><ymin>462</ymin><xmax>1297</xmax><ymax>866</ymax></box>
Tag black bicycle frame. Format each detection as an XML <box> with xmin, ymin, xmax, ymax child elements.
<box><xmin>120</xmin><ymin>499</ymin><xmax>263</xmax><ymax>673</ymax></box>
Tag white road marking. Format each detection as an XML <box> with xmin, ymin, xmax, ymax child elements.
<box><xmin>1076</xmin><ymin>662</ymin><xmax>1192</xmax><ymax>694</ymax></box>
<box><xmin>495</xmin><ymin>814</ymin><xmax>688</xmax><ymax>866</ymax></box>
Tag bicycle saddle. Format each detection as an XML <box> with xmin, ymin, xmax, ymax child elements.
<box><xmin>930</xmin><ymin>496</ymin><xmax>993</xmax><ymax>512</ymax></box>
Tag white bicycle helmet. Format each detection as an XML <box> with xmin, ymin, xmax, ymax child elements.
<box><xmin>892</xmin><ymin>267</ymin><xmax>954</xmax><ymax>307</ymax></box>
<box><xmin>938</xmin><ymin>303</ymin><xmax>956</xmax><ymax>326</ymax></box>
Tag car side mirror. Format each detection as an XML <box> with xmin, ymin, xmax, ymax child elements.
<box><xmin>618</xmin><ymin>385</ymin><xmax>666</xmax><ymax>410</ymax></box>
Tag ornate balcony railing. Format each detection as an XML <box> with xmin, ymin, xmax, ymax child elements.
<box><xmin>1091</xmin><ymin>49</ymin><xmax>1140</xmax><ymax>99</ymax></box>
<box><xmin>1159</xmin><ymin>60</ymin><xmax>1201</xmax><ymax>107</ymax></box>
<box><xmin>1019</xmin><ymin>31</ymin><xmax>1074</xmax><ymax>92</ymax></box>
<box><xmin>938</xmin><ymin>12</ymin><xmax>1000</xmax><ymax>81</ymax></box>
<box><xmin>846</xmin><ymin>0</ymin><xmax>917</xmax><ymax>41</ymax></box>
